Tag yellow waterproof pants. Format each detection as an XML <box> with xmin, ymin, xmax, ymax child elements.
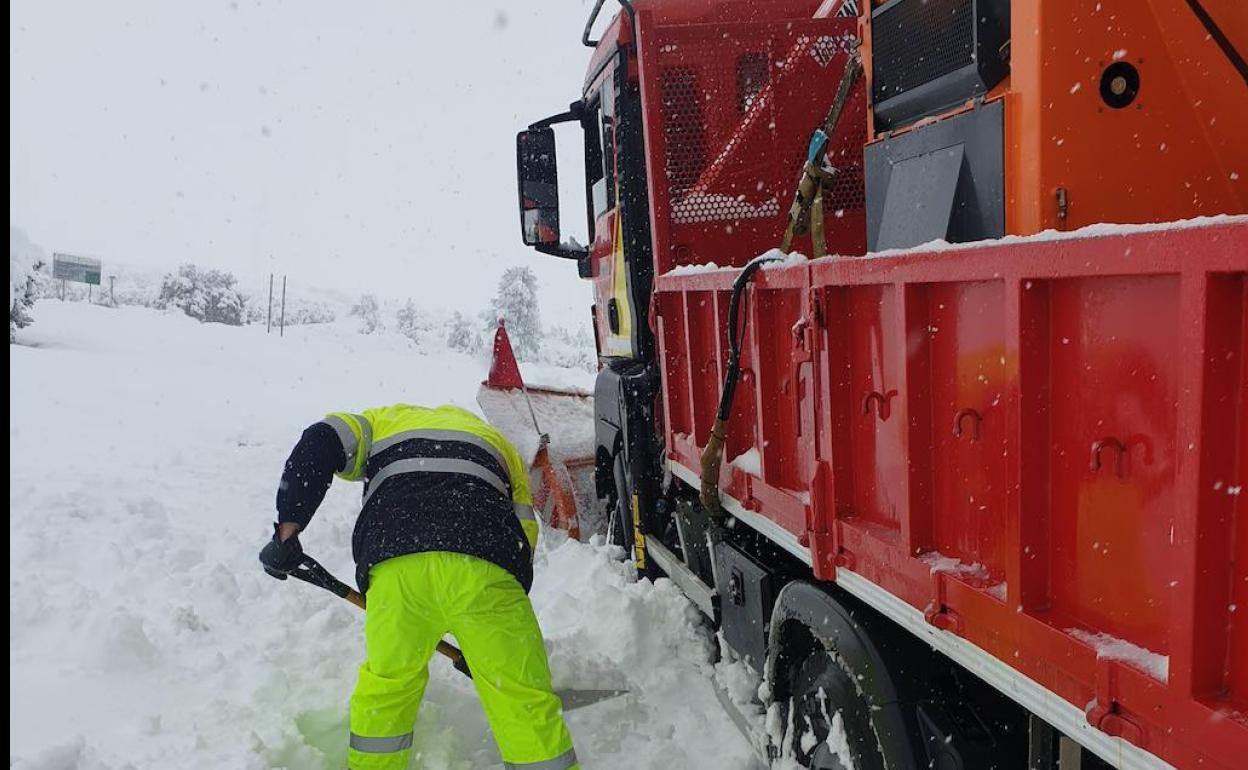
<box><xmin>348</xmin><ymin>552</ymin><xmax>577</xmax><ymax>770</ymax></box>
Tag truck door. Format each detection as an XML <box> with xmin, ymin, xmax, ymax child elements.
<box><xmin>586</xmin><ymin>59</ymin><xmax>654</xmax><ymax>363</ymax></box>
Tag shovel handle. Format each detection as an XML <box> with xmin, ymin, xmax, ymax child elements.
<box><xmin>343</xmin><ymin>587</ymin><xmax>366</xmax><ymax>610</ymax></box>
<box><xmin>290</xmin><ymin>556</ymin><xmax>472</xmax><ymax>677</ymax></box>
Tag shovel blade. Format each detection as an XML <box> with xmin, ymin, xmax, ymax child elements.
<box><xmin>555</xmin><ymin>688</ymin><xmax>629</xmax><ymax>711</ymax></box>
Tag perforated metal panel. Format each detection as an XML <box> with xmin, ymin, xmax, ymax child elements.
<box><xmin>735</xmin><ymin>52</ymin><xmax>769</xmax><ymax>114</ymax></box>
<box><xmin>659</xmin><ymin>66</ymin><xmax>708</xmax><ymax>196</ymax></box>
<box><xmin>644</xmin><ymin>17</ymin><xmax>868</xmax><ymax>271</ymax></box>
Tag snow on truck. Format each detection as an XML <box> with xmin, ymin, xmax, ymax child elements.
<box><xmin>512</xmin><ymin>1</ymin><xmax>1247</xmax><ymax>768</ymax></box>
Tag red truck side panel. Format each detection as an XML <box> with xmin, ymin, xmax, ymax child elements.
<box><xmin>1047</xmin><ymin>275</ymin><xmax>1181</xmax><ymax>656</ymax></box>
<box><xmin>656</xmin><ymin>220</ymin><xmax>1248</xmax><ymax>769</ymax></box>
<box><xmin>926</xmin><ymin>281</ymin><xmax>1009</xmax><ymax>586</ymax></box>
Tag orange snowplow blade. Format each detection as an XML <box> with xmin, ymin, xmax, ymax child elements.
<box><xmin>476</xmin><ymin>321</ymin><xmax>600</xmax><ymax>540</ymax></box>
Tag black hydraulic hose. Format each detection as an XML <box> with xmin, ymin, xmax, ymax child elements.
<box><xmin>699</xmin><ymin>255</ymin><xmax>783</xmax><ymax>510</ymax></box>
<box><xmin>716</xmin><ymin>256</ymin><xmax>780</xmax><ymax>421</ymax></box>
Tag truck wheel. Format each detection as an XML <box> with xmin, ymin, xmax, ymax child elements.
<box><xmin>785</xmin><ymin>649</ymin><xmax>888</xmax><ymax>770</ymax></box>
<box><xmin>608</xmin><ymin>452</ymin><xmax>634</xmax><ymax>553</ymax></box>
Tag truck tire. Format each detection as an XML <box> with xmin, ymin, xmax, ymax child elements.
<box><xmin>608</xmin><ymin>451</ymin><xmax>634</xmax><ymax>553</ymax></box>
<box><xmin>784</xmin><ymin>649</ymin><xmax>888</xmax><ymax>770</ymax></box>
<box><xmin>767</xmin><ymin>582</ymin><xmax>922</xmax><ymax>770</ymax></box>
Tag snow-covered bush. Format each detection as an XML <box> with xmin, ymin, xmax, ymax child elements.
<box><xmin>247</xmin><ymin>296</ymin><xmax>337</xmax><ymax>327</ymax></box>
<box><xmin>244</xmin><ymin>303</ymin><xmax>266</xmax><ymax>326</ymax></box>
<box><xmin>286</xmin><ymin>300</ymin><xmax>336</xmax><ymax>326</ymax></box>
<box><xmin>446</xmin><ymin>310</ymin><xmax>482</xmax><ymax>353</ymax></box>
<box><xmin>542</xmin><ymin>325</ymin><xmax>596</xmax><ymax>373</ymax></box>
<box><xmin>156</xmin><ymin>264</ymin><xmax>247</xmax><ymax>326</ymax></box>
<box><xmin>395</xmin><ymin>300</ymin><xmax>433</xmax><ymax>345</ymax></box>
<box><xmin>115</xmin><ymin>275</ymin><xmax>160</xmax><ymax>307</ymax></box>
<box><xmin>111</xmin><ymin>276</ymin><xmax>161</xmax><ymax>308</ymax></box>
<box><xmin>351</xmin><ymin>293</ymin><xmax>384</xmax><ymax>334</ymax></box>
<box><xmin>43</xmin><ymin>266</ymin><xmax>163</xmax><ymax>308</ymax></box>
<box><xmin>10</xmin><ymin>227</ymin><xmax>47</xmax><ymax>340</ymax></box>
<box><xmin>489</xmin><ymin>266</ymin><xmax>542</xmax><ymax>359</ymax></box>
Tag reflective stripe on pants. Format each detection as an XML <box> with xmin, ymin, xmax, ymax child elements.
<box><xmin>349</xmin><ymin>552</ymin><xmax>577</xmax><ymax>770</ymax></box>
<box><xmin>503</xmin><ymin>747</ymin><xmax>579</xmax><ymax>769</ymax></box>
<box><xmin>349</xmin><ymin>732</ymin><xmax>413</xmax><ymax>754</ymax></box>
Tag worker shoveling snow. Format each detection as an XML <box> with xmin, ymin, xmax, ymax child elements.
<box><xmin>9</xmin><ymin>301</ymin><xmax>761</xmax><ymax>769</ymax></box>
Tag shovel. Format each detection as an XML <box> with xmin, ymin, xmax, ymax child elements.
<box><xmin>280</xmin><ymin>553</ymin><xmax>628</xmax><ymax>711</ymax></box>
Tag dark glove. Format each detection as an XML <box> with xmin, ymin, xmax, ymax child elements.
<box><xmin>259</xmin><ymin>524</ymin><xmax>304</xmax><ymax>580</ymax></box>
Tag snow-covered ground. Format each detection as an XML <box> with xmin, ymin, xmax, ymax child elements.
<box><xmin>9</xmin><ymin>301</ymin><xmax>759</xmax><ymax>769</ymax></box>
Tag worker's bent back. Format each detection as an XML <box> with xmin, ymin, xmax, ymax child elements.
<box><xmin>317</xmin><ymin>404</ymin><xmax>540</xmax><ymax>594</ymax></box>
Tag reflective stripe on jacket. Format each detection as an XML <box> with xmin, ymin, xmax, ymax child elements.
<box><xmin>319</xmin><ymin>404</ymin><xmax>538</xmax><ymax>593</ymax></box>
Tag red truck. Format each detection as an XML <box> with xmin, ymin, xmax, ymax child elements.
<box><xmin>515</xmin><ymin>1</ymin><xmax>1248</xmax><ymax>767</ymax></box>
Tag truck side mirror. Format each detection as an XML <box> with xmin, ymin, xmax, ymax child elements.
<box><xmin>517</xmin><ymin>128</ymin><xmax>561</xmax><ymax>247</ymax></box>
<box><xmin>517</xmin><ymin>127</ymin><xmax>587</xmax><ymax>259</ymax></box>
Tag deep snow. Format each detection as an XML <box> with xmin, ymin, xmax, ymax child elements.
<box><xmin>9</xmin><ymin>301</ymin><xmax>760</xmax><ymax>769</ymax></box>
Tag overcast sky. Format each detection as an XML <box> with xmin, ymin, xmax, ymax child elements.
<box><xmin>10</xmin><ymin>0</ymin><xmax>604</xmax><ymax>323</ymax></box>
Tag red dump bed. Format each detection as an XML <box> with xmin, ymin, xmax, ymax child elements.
<box><xmin>656</xmin><ymin>219</ymin><xmax>1248</xmax><ymax>768</ymax></box>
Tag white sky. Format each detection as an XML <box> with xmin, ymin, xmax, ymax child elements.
<box><xmin>10</xmin><ymin>0</ymin><xmax>606</xmax><ymax>325</ymax></box>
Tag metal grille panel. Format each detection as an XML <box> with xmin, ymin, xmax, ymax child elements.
<box><xmin>871</xmin><ymin>0</ymin><xmax>974</xmax><ymax>103</ymax></box>
<box><xmin>655</xmin><ymin>32</ymin><xmax>863</xmax><ymax>226</ymax></box>
<box><xmin>645</xmin><ymin>17</ymin><xmax>868</xmax><ymax>271</ymax></box>
<box><xmin>660</xmin><ymin>66</ymin><xmax>708</xmax><ymax>196</ymax></box>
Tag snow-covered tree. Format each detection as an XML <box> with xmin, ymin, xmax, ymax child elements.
<box><xmin>395</xmin><ymin>299</ymin><xmax>426</xmax><ymax>345</ymax></box>
<box><xmin>351</xmin><ymin>293</ymin><xmax>383</xmax><ymax>334</ymax></box>
<box><xmin>446</xmin><ymin>310</ymin><xmax>482</xmax><ymax>353</ymax></box>
<box><xmin>156</xmin><ymin>264</ymin><xmax>247</xmax><ymax>325</ymax></box>
<box><xmin>10</xmin><ymin>227</ymin><xmax>47</xmax><ymax>340</ymax></box>
<box><xmin>489</xmin><ymin>266</ymin><xmax>542</xmax><ymax>359</ymax></box>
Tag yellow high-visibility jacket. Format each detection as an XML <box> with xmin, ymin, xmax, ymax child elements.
<box><xmin>277</xmin><ymin>403</ymin><xmax>538</xmax><ymax>592</ymax></box>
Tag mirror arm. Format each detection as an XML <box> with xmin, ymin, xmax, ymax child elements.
<box><xmin>529</xmin><ymin>101</ymin><xmax>586</xmax><ymax>130</ymax></box>
<box><xmin>535</xmin><ymin>242</ymin><xmax>589</xmax><ymax>261</ymax></box>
